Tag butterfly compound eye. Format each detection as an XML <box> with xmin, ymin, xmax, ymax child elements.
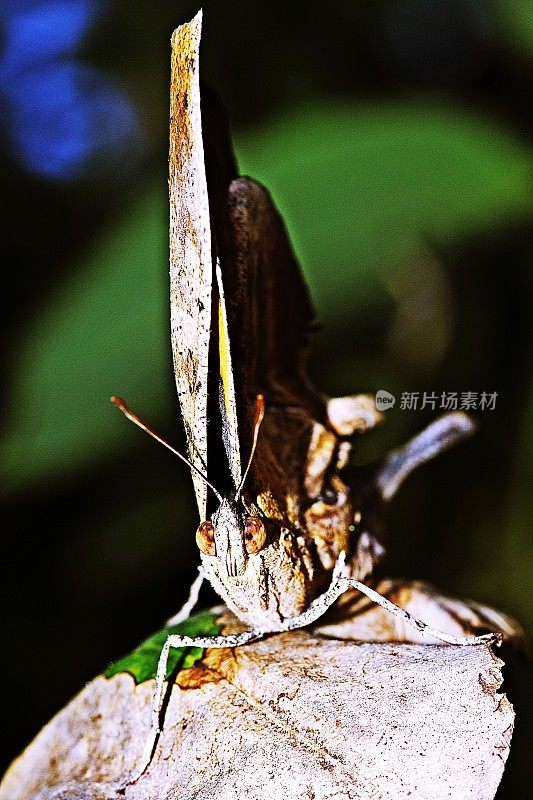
<box><xmin>196</xmin><ymin>521</ymin><xmax>216</xmax><ymax>556</ymax></box>
<box><xmin>244</xmin><ymin>517</ymin><xmax>267</xmax><ymax>555</ymax></box>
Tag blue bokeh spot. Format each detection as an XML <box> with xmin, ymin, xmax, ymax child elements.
<box><xmin>0</xmin><ymin>2</ymin><xmax>143</xmax><ymax>182</ymax></box>
<box><xmin>0</xmin><ymin>1</ymin><xmax>100</xmax><ymax>76</ymax></box>
<box><xmin>3</xmin><ymin>61</ymin><xmax>142</xmax><ymax>180</ymax></box>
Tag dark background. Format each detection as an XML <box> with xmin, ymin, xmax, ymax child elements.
<box><xmin>1</xmin><ymin>1</ymin><xmax>531</xmax><ymax>795</ymax></box>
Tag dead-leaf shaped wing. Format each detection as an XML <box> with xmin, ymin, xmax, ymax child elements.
<box><xmin>169</xmin><ymin>13</ymin><xmax>211</xmax><ymax>519</ymax></box>
<box><xmin>168</xmin><ymin>20</ymin><xmax>336</xmax><ymax>515</ymax></box>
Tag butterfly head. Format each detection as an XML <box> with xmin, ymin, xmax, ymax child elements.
<box><xmin>111</xmin><ymin>393</ymin><xmax>268</xmax><ymax>582</ymax></box>
<box><xmin>196</xmin><ymin>499</ymin><xmax>267</xmax><ymax>578</ymax></box>
<box><xmin>194</xmin><ymin>393</ymin><xmax>267</xmax><ymax>576</ymax></box>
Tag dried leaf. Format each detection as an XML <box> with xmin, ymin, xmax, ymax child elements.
<box><xmin>1</xmin><ymin>583</ymin><xmax>518</xmax><ymax>800</ymax></box>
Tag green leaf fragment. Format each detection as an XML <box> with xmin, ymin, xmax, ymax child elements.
<box><xmin>104</xmin><ymin>610</ymin><xmax>221</xmax><ymax>683</ymax></box>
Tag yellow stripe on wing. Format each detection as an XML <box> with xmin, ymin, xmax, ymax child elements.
<box><xmin>218</xmin><ymin>297</ymin><xmax>232</xmax><ymax>423</ymax></box>
<box><xmin>216</xmin><ymin>259</ymin><xmax>242</xmax><ymax>487</ymax></box>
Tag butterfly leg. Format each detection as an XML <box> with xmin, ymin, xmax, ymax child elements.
<box><xmin>336</xmin><ymin>577</ymin><xmax>500</xmax><ymax>646</ymax></box>
<box><xmin>281</xmin><ymin>552</ymin><xmax>500</xmax><ymax>646</ymax></box>
<box><xmin>166</xmin><ymin>567</ymin><xmax>205</xmax><ymax>626</ymax></box>
<box><xmin>131</xmin><ymin>626</ymin><xmax>267</xmax><ymax>781</ymax></box>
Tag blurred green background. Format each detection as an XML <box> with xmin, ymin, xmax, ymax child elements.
<box><xmin>0</xmin><ymin>0</ymin><xmax>531</xmax><ymax>794</ymax></box>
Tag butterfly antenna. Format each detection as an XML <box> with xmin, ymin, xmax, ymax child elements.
<box><xmin>236</xmin><ymin>394</ymin><xmax>265</xmax><ymax>500</ymax></box>
<box><xmin>111</xmin><ymin>396</ymin><xmax>222</xmax><ymax>501</ymax></box>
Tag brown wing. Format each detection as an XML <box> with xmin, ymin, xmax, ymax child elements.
<box><xmin>227</xmin><ymin>178</ymin><xmax>325</xmax><ymax>423</ymax></box>
<box><xmin>224</xmin><ymin>178</ymin><xmax>327</xmax><ymax>516</ymax></box>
